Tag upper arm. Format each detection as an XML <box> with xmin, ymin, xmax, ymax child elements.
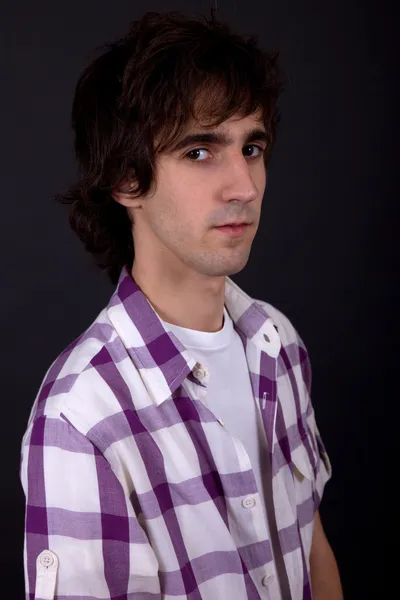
<box><xmin>311</xmin><ymin>510</ymin><xmax>329</xmax><ymax>553</ymax></box>
<box><xmin>310</xmin><ymin>511</ymin><xmax>343</xmax><ymax>600</ymax></box>
<box><xmin>21</xmin><ymin>414</ymin><xmax>160</xmax><ymax>599</ymax></box>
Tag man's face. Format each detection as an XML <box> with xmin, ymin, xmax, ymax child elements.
<box><xmin>131</xmin><ymin>111</ymin><xmax>268</xmax><ymax>278</ymax></box>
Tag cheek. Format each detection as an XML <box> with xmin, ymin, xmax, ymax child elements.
<box><xmin>148</xmin><ymin>191</ymin><xmax>204</xmax><ymax>241</ymax></box>
<box><xmin>162</xmin><ymin>186</ymin><xmax>206</xmax><ymax>228</ymax></box>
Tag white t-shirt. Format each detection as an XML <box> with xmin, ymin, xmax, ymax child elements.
<box><xmin>159</xmin><ymin>305</ymin><xmax>285</xmax><ymax>598</ymax></box>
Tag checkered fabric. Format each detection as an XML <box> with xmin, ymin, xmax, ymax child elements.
<box><xmin>21</xmin><ymin>266</ymin><xmax>331</xmax><ymax>599</ymax></box>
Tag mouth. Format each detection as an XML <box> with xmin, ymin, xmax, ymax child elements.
<box><xmin>214</xmin><ymin>223</ymin><xmax>250</xmax><ymax>237</ymax></box>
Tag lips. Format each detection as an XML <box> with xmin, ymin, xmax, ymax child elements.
<box><xmin>217</xmin><ymin>222</ymin><xmax>249</xmax><ymax>227</ymax></box>
<box><xmin>215</xmin><ymin>223</ymin><xmax>249</xmax><ymax>236</ymax></box>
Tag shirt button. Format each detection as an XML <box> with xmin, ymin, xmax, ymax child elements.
<box><xmin>39</xmin><ymin>550</ymin><xmax>55</xmax><ymax>568</ymax></box>
<box><xmin>262</xmin><ymin>574</ymin><xmax>274</xmax><ymax>586</ymax></box>
<box><xmin>242</xmin><ymin>497</ymin><xmax>256</xmax><ymax>509</ymax></box>
<box><xmin>193</xmin><ymin>365</ymin><xmax>207</xmax><ymax>380</ymax></box>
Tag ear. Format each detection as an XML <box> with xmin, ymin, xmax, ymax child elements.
<box><xmin>112</xmin><ymin>182</ymin><xmax>144</xmax><ymax>209</ymax></box>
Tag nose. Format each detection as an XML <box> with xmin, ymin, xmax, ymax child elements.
<box><xmin>220</xmin><ymin>155</ymin><xmax>260</xmax><ymax>204</ymax></box>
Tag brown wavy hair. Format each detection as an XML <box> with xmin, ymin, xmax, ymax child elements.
<box><xmin>56</xmin><ymin>11</ymin><xmax>285</xmax><ymax>284</ymax></box>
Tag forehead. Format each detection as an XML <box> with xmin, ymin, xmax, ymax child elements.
<box><xmin>185</xmin><ymin>109</ymin><xmax>264</xmax><ymax>134</ymax></box>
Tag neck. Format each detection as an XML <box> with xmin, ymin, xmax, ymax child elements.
<box><xmin>131</xmin><ymin>259</ymin><xmax>226</xmax><ymax>333</ymax></box>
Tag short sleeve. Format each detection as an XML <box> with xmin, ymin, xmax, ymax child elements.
<box><xmin>20</xmin><ymin>414</ymin><xmax>160</xmax><ymax>599</ymax></box>
<box><xmin>297</xmin><ymin>332</ymin><xmax>332</xmax><ymax>507</ymax></box>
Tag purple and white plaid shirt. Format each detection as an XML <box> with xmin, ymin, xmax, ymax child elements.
<box><xmin>21</xmin><ymin>266</ymin><xmax>331</xmax><ymax>600</ymax></box>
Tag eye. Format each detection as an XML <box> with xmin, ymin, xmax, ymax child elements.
<box><xmin>243</xmin><ymin>144</ymin><xmax>264</xmax><ymax>158</ymax></box>
<box><xmin>185</xmin><ymin>148</ymin><xmax>210</xmax><ymax>162</ymax></box>
<box><xmin>184</xmin><ymin>144</ymin><xmax>265</xmax><ymax>163</ymax></box>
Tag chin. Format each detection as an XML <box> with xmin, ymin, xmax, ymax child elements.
<box><xmin>201</xmin><ymin>258</ymin><xmax>250</xmax><ymax>278</ymax></box>
<box><xmin>224</xmin><ymin>263</ymin><xmax>247</xmax><ymax>277</ymax></box>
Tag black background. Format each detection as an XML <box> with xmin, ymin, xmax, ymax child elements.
<box><xmin>1</xmin><ymin>1</ymin><xmax>397</xmax><ymax>597</ymax></box>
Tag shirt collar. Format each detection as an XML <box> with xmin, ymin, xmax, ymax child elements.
<box><xmin>106</xmin><ymin>266</ymin><xmax>281</xmax><ymax>406</ymax></box>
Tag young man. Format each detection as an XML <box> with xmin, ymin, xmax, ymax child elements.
<box><xmin>21</xmin><ymin>11</ymin><xmax>342</xmax><ymax>600</ymax></box>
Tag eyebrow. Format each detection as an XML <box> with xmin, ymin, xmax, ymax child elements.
<box><xmin>168</xmin><ymin>127</ymin><xmax>269</xmax><ymax>153</ymax></box>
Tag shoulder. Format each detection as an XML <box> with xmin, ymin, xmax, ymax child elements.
<box><xmin>25</xmin><ymin>307</ymin><xmax>131</xmax><ymax>438</ymax></box>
